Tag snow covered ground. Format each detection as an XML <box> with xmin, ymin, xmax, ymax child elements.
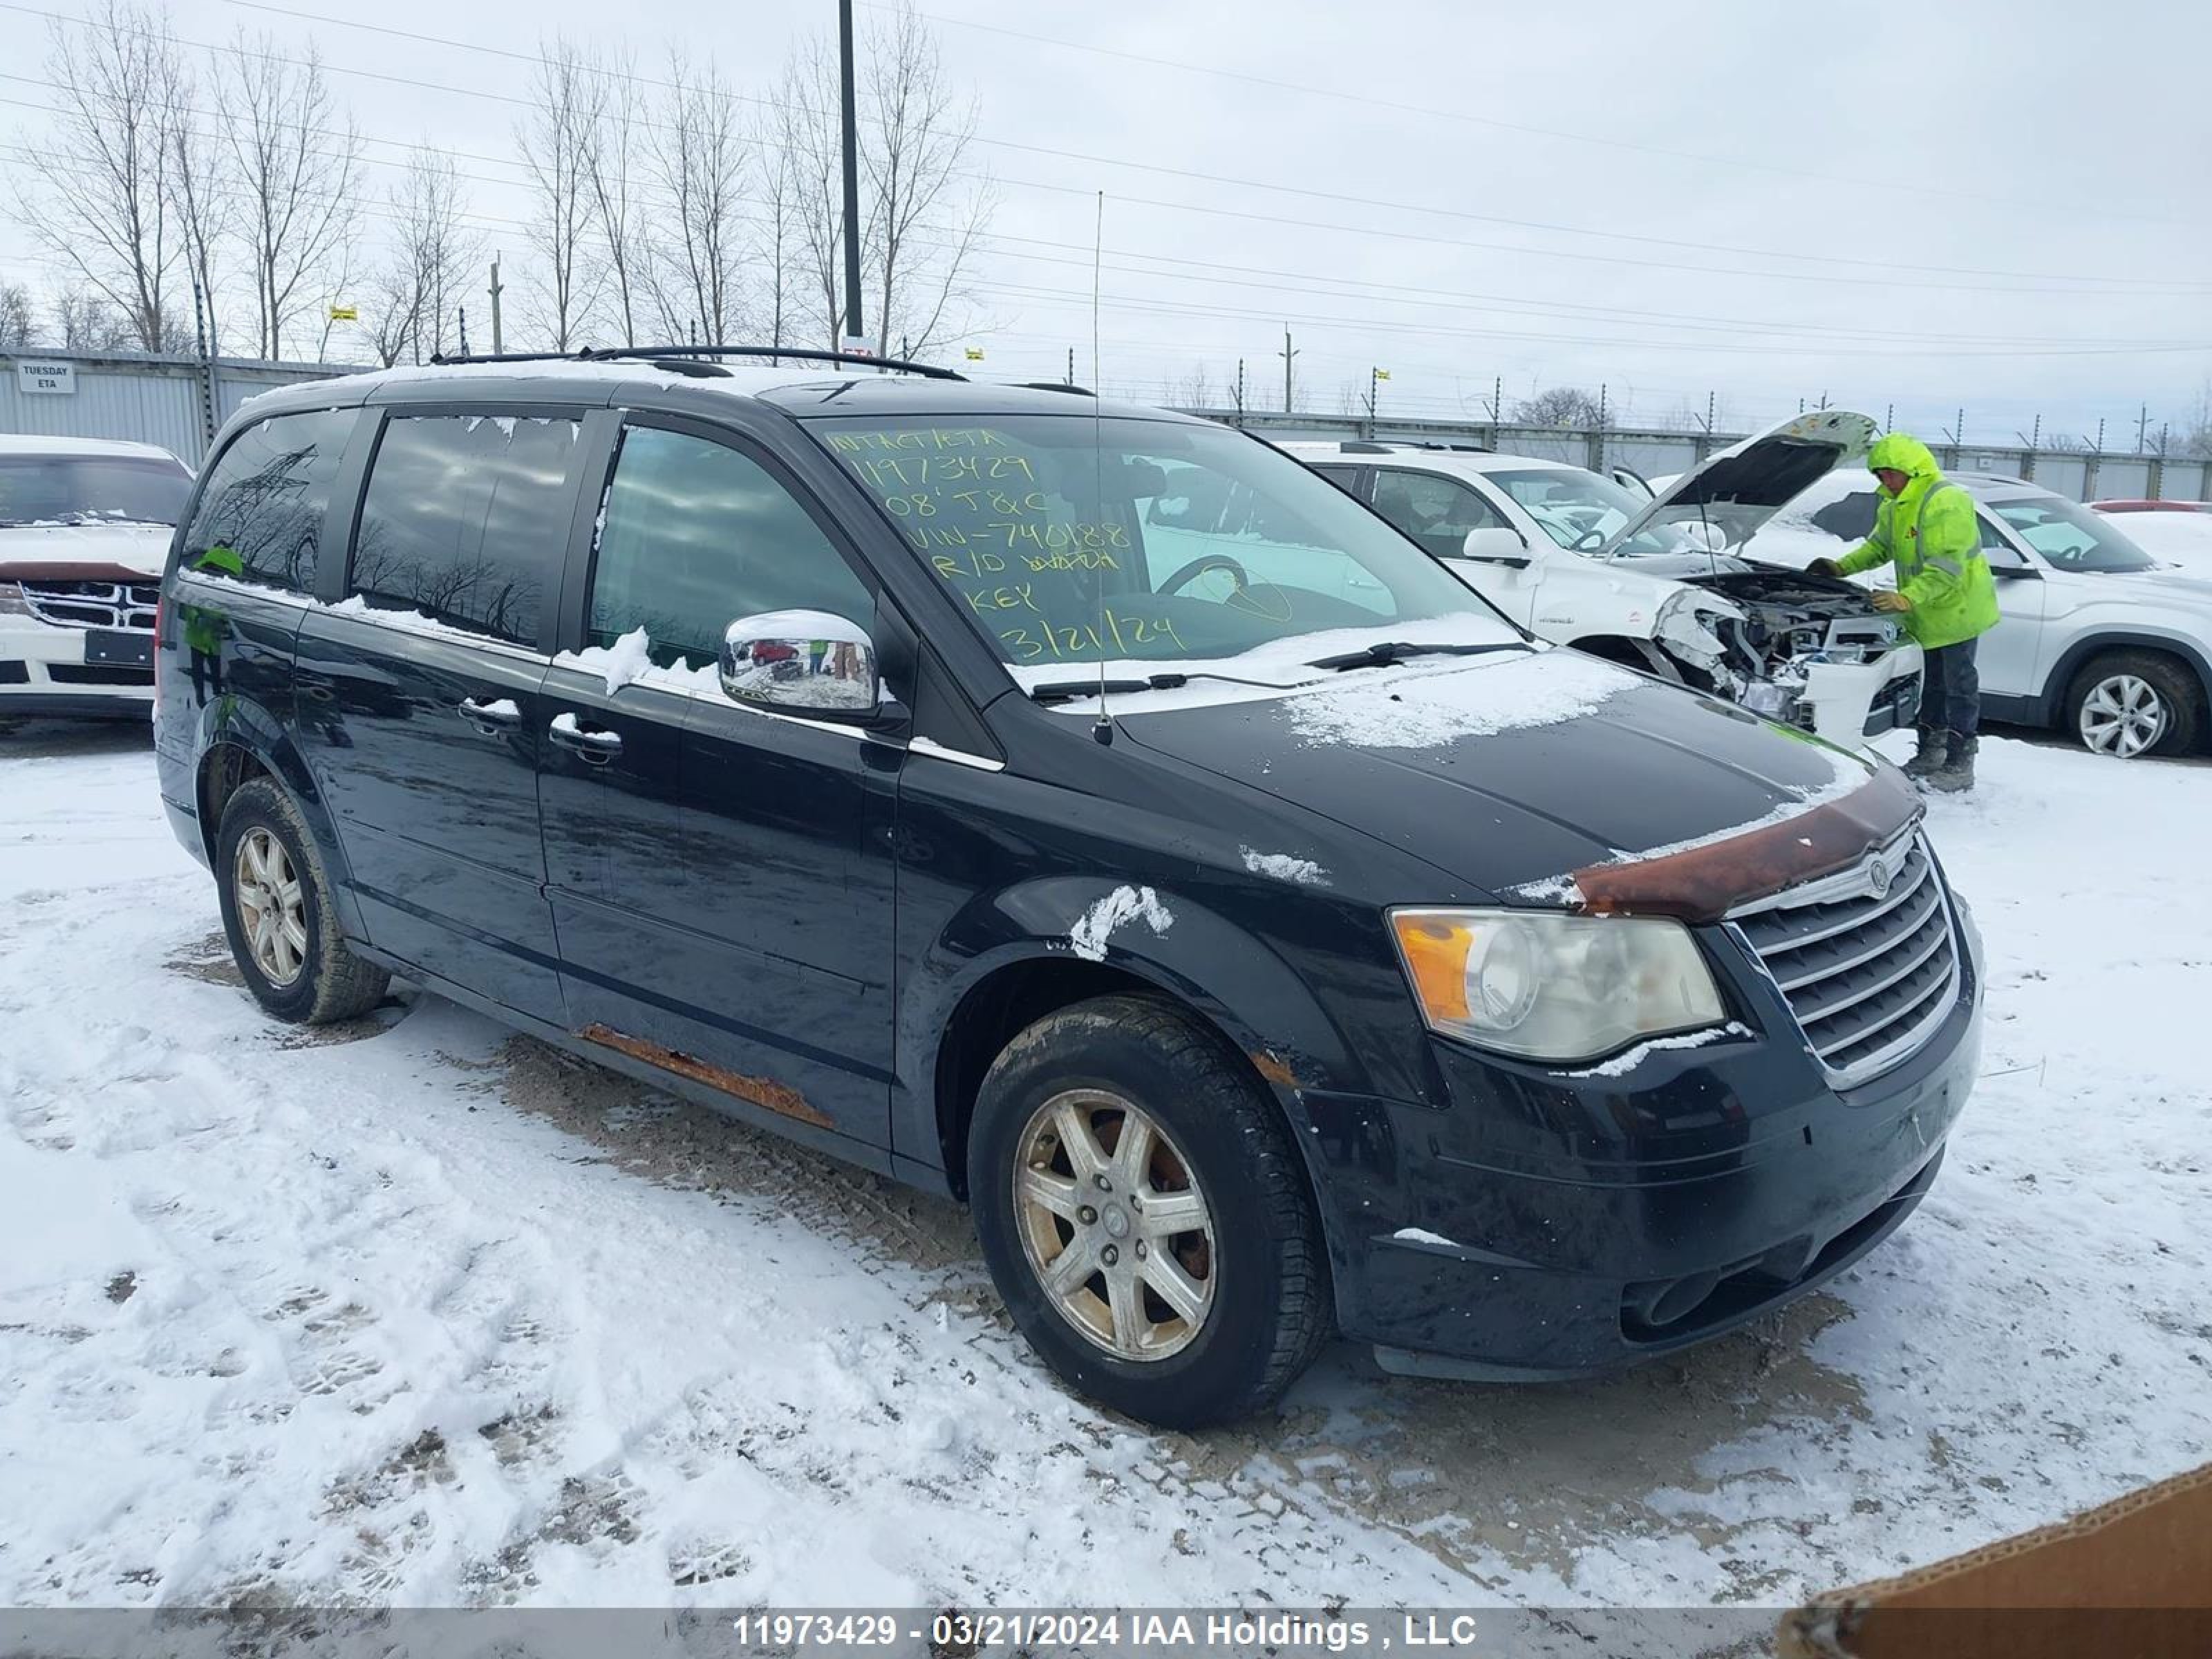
<box><xmin>1</xmin><ymin>720</ymin><xmax>2207</xmax><ymax>1618</ymax></box>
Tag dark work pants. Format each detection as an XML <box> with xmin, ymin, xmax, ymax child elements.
<box><xmin>1920</xmin><ymin>637</ymin><xmax>1980</xmax><ymax>738</ymax></box>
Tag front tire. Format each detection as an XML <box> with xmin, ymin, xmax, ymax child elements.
<box><xmin>2066</xmin><ymin>650</ymin><xmax>2201</xmax><ymax>758</ymax></box>
<box><xmin>968</xmin><ymin>995</ymin><xmax>1330</xmax><ymax>1429</ymax></box>
<box><xmin>214</xmin><ymin>778</ymin><xmax>389</xmax><ymax>1024</ymax></box>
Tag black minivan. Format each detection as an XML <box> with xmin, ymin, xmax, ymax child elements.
<box><xmin>155</xmin><ymin>351</ymin><xmax>1983</xmax><ymax>1427</ymax></box>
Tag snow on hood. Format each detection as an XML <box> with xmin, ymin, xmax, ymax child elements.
<box><xmin>1601</xmin><ymin>409</ymin><xmax>1879</xmax><ymax>559</ymax></box>
<box><xmin>1283</xmin><ymin>648</ymin><xmax>1638</xmax><ymax>749</ymax></box>
<box><xmin>0</xmin><ymin>521</ymin><xmax>173</xmax><ymax>578</ymax></box>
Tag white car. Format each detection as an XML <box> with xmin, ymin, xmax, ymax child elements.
<box><xmin>2088</xmin><ymin>500</ymin><xmax>2212</xmax><ymax>579</ymax></box>
<box><xmin>1749</xmin><ymin>473</ymin><xmax>2211</xmax><ymax>758</ymax></box>
<box><xmin>1286</xmin><ymin>412</ymin><xmax>1924</xmax><ymax>749</ymax></box>
<box><xmin>1</xmin><ymin>435</ymin><xmax>193</xmax><ymax>721</ymax></box>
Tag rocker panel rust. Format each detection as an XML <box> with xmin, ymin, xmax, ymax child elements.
<box><xmin>578</xmin><ymin>1024</ymin><xmax>834</xmax><ymax>1129</ymax></box>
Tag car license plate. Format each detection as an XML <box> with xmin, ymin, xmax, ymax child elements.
<box><xmin>85</xmin><ymin>629</ymin><xmax>154</xmax><ymax>669</ymax></box>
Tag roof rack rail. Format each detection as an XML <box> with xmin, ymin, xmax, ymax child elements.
<box><xmin>1015</xmin><ymin>381</ymin><xmax>1096</xmax><ymax>396</ymax></box>
<box><xmin>584</xmin><ymin>344</ymin><xmax>966</xmax><ymax>382</ymax></box>
<box><xmin>1339</xmin><ymin>440</ymin><xmax>1398</xmax><ymax>453</ymax></box>
<box><xmin>427</xmin><ymin>350</ymin><xmax>594</xmax><ymax>366</ymax></box>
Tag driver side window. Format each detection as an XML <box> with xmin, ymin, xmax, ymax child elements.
<box><xmin>1371</xmin><ymin>469</ymin><xmax>1506</xmax><ymax>561</ymax></box>
<box><xmin>1978</xmin><ymin>512</ymin><xmax>2030</xmax><ymax>568</ymax></box>
<box><xmin>588</xmin><ymin>426</ymin><xmax>871</xmax><ymax>669</ymax></box>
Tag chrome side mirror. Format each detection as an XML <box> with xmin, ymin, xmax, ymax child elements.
<box><xmin>719</xmin><ymin>610</ymin><xmax>879</xmax><ymax>720</ymax></box>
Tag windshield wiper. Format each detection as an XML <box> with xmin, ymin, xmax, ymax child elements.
<box><xmin>1306</xmin><ymin>640</ymin><xmax>1528</xmax><ymax>672</ymax></box>
<box><xmin>1028</xmin><ymin>677</ymin><xmax>1155</xmax><ymax>704</ymax></box>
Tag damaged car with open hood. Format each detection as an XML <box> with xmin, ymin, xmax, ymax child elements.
<box><xmin>156</xmin><ymin>357</ymin><xmax>1982</xmax><ymax>1430</ymax></box>
<box><xmin>1290</xmin><ymin>412</ymin><xmax>1923</xmax><ymax>748</ymax></box>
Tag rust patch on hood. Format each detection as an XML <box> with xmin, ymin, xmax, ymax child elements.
<box><xmin>1568</xmin><ymin>765</ymin><xmax>1920</xmax><ymax>924</ymax></box>
<box><xmin>579</xmin><ymin>1024</ymin><xmax>832</xmax><ymax>1129</ymax></box>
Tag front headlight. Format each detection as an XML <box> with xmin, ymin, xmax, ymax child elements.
<box><xmin>1389</xmin><ymin>907</ymin><xmax>1726</xmax><ymax>1063</ymax></box>
<box><xmin>0</xmin><ymin>581</ymin><xmax>32</xmax><ymax>617</ymax></box>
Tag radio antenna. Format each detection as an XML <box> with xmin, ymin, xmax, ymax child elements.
<box><xmin>1091</xmin><ymin>189</ymin><xmax>1113</xmax><ymax>746</ymax></box>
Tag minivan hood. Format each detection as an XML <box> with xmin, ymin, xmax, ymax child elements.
<box><xmin>1601</xmin><ymin>410</ymin><xmax>1879</xmax><ymax>559</ymax></box>
<box><xmin>0</xmin><ymin>521</ymin><xmax>172</xmax><ymax>578</ymax></box>
<box><xmin>1114</xmin><ymin>649</ymin><xmax>1897</xmax><ymax>908</ymax></box>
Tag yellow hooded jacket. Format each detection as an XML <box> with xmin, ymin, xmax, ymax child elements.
<box><xmin>1833</xmin><ymin>433</ymin><xmax>2000</xmax><ymax>650</ymax></box>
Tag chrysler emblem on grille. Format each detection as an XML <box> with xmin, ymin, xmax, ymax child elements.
<box><xmin>1867</xmin><ymin>859</ymin><xmax>1893</xmax><ymax>899</ymax></box>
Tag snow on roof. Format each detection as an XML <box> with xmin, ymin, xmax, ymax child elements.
<box><xmin>0</xmin><ymin>433</ymin><xmax>187</xmax><ymax>462</ymax></box>
<box><xmin>232</xmin><ymin>355</ymin><xmax>928</xmax><ymax>418</ymax></box>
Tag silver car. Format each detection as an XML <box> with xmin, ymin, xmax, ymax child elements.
<box><xmin>1749</xmin><ymin>473</ymin><xmax>2211</xmax><ymax>759</ymax></box>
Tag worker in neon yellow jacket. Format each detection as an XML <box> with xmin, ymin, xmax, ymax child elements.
<box><xmin>1812</xmin><ymin>433</ymin><xmax>2000</xmax><ymax>791</ymax></box>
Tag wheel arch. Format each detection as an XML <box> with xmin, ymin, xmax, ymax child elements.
<box><xmin>2036</xmin><ymin>631</ymin><xmax>2212</xmax><ymax>729</ymax></box>
<box><xmin>191</xmin><ymin>708</ymin><xmax>366</xmax><ymax>938</ymax></box>
<box><xmin>917</xmin><ymin>883</ymin><xmax>1369</xmax><ymax>1206</ymax></box>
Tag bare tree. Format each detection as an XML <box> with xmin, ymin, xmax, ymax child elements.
<box><xmin>776</xmin><ymin>35</ymin><xmax>847</xmax><ymax>349</ymax></box>
<box><xmin>50</xmin><ymin>288</ymin><xmax>139</xmax><ymax>351</ymax></box>
<box><xmin>2181</xmin><ymin>380</ymin><xmax>2212</xmax><ymax>460</ymax></box>
<box><xmin>10</xmin><ymin>0</ymin><xmax>180</xmax><ymax>350</ymax></box>
<box><xmin>774</xmin><ymin>5</ymin><xmax>992</xmax><ymax>356</ymax></box>
<box><xmin>1512</xmin><ymin>385</ymin><xmax>1606</xmax><ymax>427</ymax></box>
<box><xmin>644</xmin><ymin>51</ymin><xmax>749</xmax><ymax>346</ymax></box>
<box><xmin>0</xmin><ymin>283</ymin><xmax>34</xmax><ymax>348</ymax></box>
<box><xmin>516</xmin><ymin>40</ymin><xmax>605</xmax><ymax>351</ymax></box>
<box><xmin>1172</xmin><ymin>362</ymin><xmax>1217</xmax><ymax>408</ymax></box>
<box><xmin>579</xmin><ymin>46</ymin><xmax>644</xmax><ymax>348</ymax></box>
<box><xmin>164</xmin><ymin>49</ymin><xmax>232</xmax><ymax>355</ymax></box>
<box><xmin>216</xmin><ymin>30</ymin><xmax>363</xmax><ymax>358</ymax></box>
<box><xmin>857</xmin><ymin>1</ymin><xmax>991</xmax><ymax>359</ymax></box>
<box><xmin>756</xmin><ymin>113</ymin><xmax>804</xmax><ymax>359</ymax></box>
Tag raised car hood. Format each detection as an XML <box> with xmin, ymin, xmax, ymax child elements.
<box><xmin>0</xmin><ymin>522</ymin><xmax>173</xmax><ymax>580</ymax></box>
<box><xmin>1114</xmin><ymin>650</ymin><xmax>1897</xmax><ymax>910</ymax></box>
<box><xmin>1601</xmin><ymin>410</ymin><xmax>1879</xmax><ymax>559</ymax></box>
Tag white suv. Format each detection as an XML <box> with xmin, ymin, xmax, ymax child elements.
<box><xmin>1748</xmin><ymin>473</ymin><xmax>2211</xmax><ymax>759</ymax></box>
<box><xmin>1</xmin><ymin>435</ymin><xmax>194</xmax><ymax>722</ymax></box>
<box><xmin>1286</xmin><ymin>412</ymin><xmax>1924</xmax><ymax>750</ymax></box>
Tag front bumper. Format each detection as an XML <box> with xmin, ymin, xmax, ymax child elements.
<box><xmin>0</xmin><ymin>612</ymin><xmax>154</xmax><ymax>711</ymax></box>
<box><xmin>1799</xmin><ymin>643</ymin><xmax>1923</xmax><ymax>747</ymax></box>
<box><xmin>1305</xmin><ymin>894</ymin><xmax>1983</xmax><ymax>1379</ymax></box>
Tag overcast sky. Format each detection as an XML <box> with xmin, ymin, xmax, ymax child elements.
<box><xmin>5</xmin><ymin>0</ymin><xmax>2210</xmax><ymax>445</ymax></box>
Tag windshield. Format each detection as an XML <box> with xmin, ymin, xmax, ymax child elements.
<box><xmin>814</xmin><ymin>414</ymin><xmax>1516</xmax><ymax>669</ymax></box>
<box><xmin>1481</xmin><ymin>467</ymin><xmax>1703</xmax><ymax>557</ymax></box>
<box><xmin>0</xmin><ymin>455</ymin><xmax>192</xmax><ymax>528</ymax></box>
<box><xmin>1989</xmin><ymin>496</ymin><xmax>2156</xmax><ymax>573</ymax></box>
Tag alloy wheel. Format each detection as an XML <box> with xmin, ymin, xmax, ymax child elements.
<box><xmin>2079</xmin><ymin>674</ymin><xmax>2166</xmax><ymax>758</ymax></box>
<box><xmin>1011</xmin><ymin>1088</ymin><xmax>1217</xmax><ymax>1362</ymax></box>
<box><xmin>234</xmin><ymin>827</ymin><xmax>308</xmax><ymax>987</ymax></box>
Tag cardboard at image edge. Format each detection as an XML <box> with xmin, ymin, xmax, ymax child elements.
<box><xmin>1777</xmin><ymin>1460</ymin><xmax>2212</xmax><ymax>1658</ymax></box>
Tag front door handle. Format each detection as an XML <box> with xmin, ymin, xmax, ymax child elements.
<box><xmin>548</xmin><ymin>711</ymin><xmax>622</xmax><ymax>764</ymax></box>
<box><xmin>458</xmin><ymin>695</ymin><xmax>522</xmax><ymax>733</ymax></box>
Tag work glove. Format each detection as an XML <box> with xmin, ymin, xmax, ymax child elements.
<box><xmin>1807</xmin><ymin>557</ymin><xmax>1843</xmax><ymax>578</ymax></box>
<box><xmin>1871</xmin><ymin>590</ymin><xmax>1912</xmax><ymax>612</ymax></box>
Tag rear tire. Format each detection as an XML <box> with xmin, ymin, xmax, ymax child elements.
<box><xmin>214</xmin><ymin>778</ymin><xmax>389</xmax><ymax>1024</ymax></box>
<box><xmin>967</xmin><ymin>994</ymin><xmax>1331</xmax><ymax>1430</ymax></box>
<box><xmin>2065</xmin><ymin>650</ymin><xmax>2201</xmax><ymax>758</ymax></box>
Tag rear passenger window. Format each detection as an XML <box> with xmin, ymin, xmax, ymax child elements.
<box><xmin>180</xmin><ymin>409</ymin><xmax>355</xmax><ymax>592</ymax></box>
<box><xmin>350</xmin><ymin>413</ymin><xmax>579</xmax><ymax>644</ymax></box>
<box><xmin>588</xmin><ymin>426</ymin><xmax>870</xmax><ymax>670</ymax></box>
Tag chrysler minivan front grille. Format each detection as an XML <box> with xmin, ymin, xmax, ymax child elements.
<box><xmin>1731</xmin><ymin>830</ymin><xmax>1960</xmax><ymax>1087</ymax></box>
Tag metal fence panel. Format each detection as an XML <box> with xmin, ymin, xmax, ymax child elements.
<box><xmin>2032</xmin><ymin>455</ymin><xmax>2088</xmax><ymax>498</ymax></box>
<box><xmin>2</xmin><ymin>352</ymin><xmax>348</xmax><ymax>463</ymax></box>
<box><xmin>2093</xmin><ymin>458</ymin><xmax>2152</xmax><ymax>500</ymax></box>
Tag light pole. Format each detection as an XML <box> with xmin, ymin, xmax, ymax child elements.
<box><xmin>838</xmin><ymin>0</ymin><xmax>867</xmax><ymax>357</ymax></box>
